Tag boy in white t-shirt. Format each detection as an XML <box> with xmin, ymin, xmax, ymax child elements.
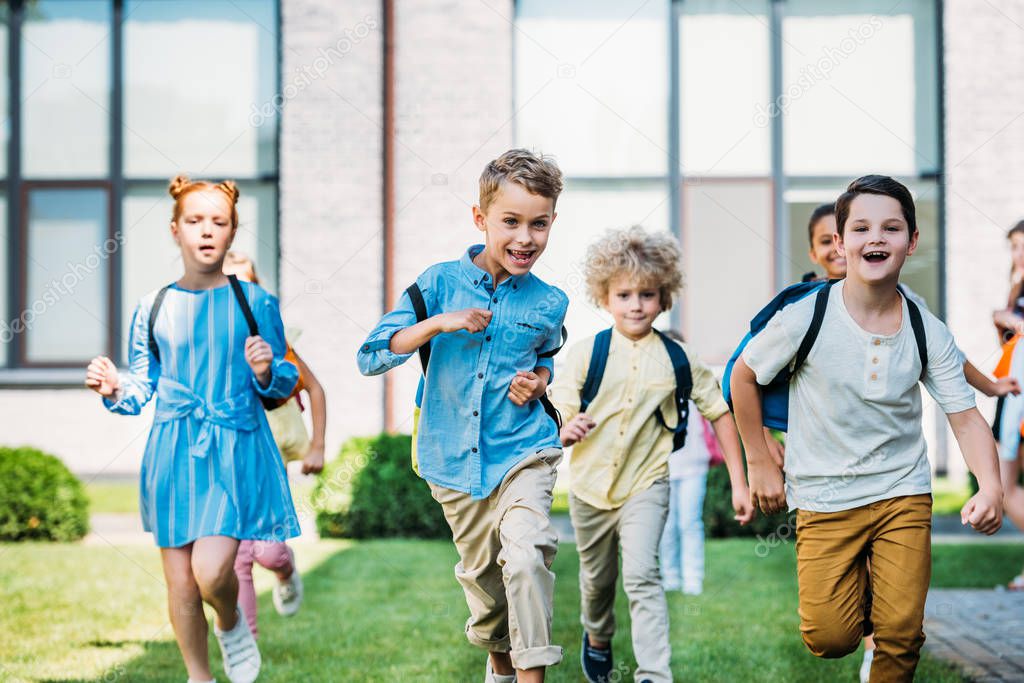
<box><xmin>731</xmin><ymin>175</ymin><xmax>1003</xmax><ymax>682</ymax></box>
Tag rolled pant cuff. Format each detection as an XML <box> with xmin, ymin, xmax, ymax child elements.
<box><xmin>466</xmin><ymin>626</ymin><xmax>510</xmax><ymax>653</ymax></box>
<box><xmin>511</xmin><ymin>645</ymin><xmax>563</xmax><ymax>670</ymax></box>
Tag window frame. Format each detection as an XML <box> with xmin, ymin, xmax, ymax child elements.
<box><xmin>1</xmin><ymin>0</ymin><xmax>281</xmax><ymax>377</ymax></box>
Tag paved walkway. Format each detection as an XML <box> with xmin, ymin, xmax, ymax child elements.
<box><xmin>925</xmin><ymin>590</ymin><xmax>1024</xmax><ymax>682</ymax></box>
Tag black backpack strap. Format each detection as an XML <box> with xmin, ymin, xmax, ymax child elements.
<box><xmin>538</xmin><ymin>326</ymin><xmax>568</xmax><ymax>359</ymax></box>
<box><xmin>579</xmin><ymin>328</ymin><xmax>613</xmax><ymax>413</ymax></box>
<box><xmin>653</xmin><ymin>330</ymin><xmax>693</xmax><ymax>450</ymax></box>
<box><xmin>905</xmin><ymin>297</ymin><xmax>928</xmax><ymax>380</ymax></box>
<box><xmin>406</xmin><ymin>283</ymin><xmax>431</xmax><ymax>374</ymax></box>
<box><xmin>227</xmin><ymin>274</ymin><xmax>260</xmax><ymax>337</ymax></box>
<box><xmin>792</xmin><ymin>279</ymin><xmax>839</xmax><ymax>376</ymax></box>
<box><xmin>147</xmin><ymin>285</ymin><xmax>171</xmax><ymax>363</ymax></box>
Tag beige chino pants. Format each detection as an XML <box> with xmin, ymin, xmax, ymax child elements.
<box><xmin>428</xmin><ymin>448</ymin><xmax>564</xmax><ymax>670</ymax></box>
<box><xmin>570</xmin><ymin>478</ymin><xmax>672</xmax><ymax>683</ymax></box>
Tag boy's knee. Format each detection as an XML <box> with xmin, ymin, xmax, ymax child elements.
<box><xmin>501</xmin><ymin>543</ymin><xmax>551</xmax><ymax>586</ymax></box>
<box><xmin>621</xmin><ymin>560</ymin><xmax>661</xmax><ymax>597</ymax></box>
<box><xmin>802</xmin><ymin>620</ymin><xmax>862</xmax><ymax>659</ymax></box>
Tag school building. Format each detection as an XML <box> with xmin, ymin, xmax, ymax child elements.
<box><xmin>1</xmin><ymin>0</ymin><xmax>1020</xmax><ymax>484</ymax></box>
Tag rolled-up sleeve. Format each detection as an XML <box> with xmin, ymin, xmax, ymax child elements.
<box><xmin>252</xmin><ymin>292</ymin><xmax>299</xmax><ymax>399</ymax></box>
<box><xmin>357</xmin><ymin>275</ymin><xmax>432</xmax><ymax>376</ymax></box>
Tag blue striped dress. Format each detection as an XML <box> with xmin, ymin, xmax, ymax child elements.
<box><xmin>104</xmin><ymin>280</ymin><xmax>300</xmax><ymax>548</ymax></box>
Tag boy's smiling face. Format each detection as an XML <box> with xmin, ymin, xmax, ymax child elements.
<box><xmin>472</xmin><ymin>181</ymin><xmax>555</xmax><ymax>283</ymax></box>
<box><xmin>605</xmin><ymin>274</ymin><xmax>661</xmax><ymax>341</ymax></box>
<box><xmin>836</xmin><ymin>193</ymin><xmax>917</xmax><ymax>286</ymax></box>
<box><xmin>808</xmin><ymin>213</ymin><xmax>846</xmax><ymax>279</ymax></box>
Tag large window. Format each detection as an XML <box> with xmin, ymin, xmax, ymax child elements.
<box><xmin>2</xmin><ymin>0</ymin><xmax>279</xmax><ymax>371</ymax></box>
<box><xmin>515</xmin><ymin>0</ymin><xmax>942</xmax><ymax>362</ymax></box>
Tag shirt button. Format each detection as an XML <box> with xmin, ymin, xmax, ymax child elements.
<box><xmin>471</xmin><ymin>447</ymin><xmax>478</xmax><ymax>453</ymax></box>
<box><xmin>473</xmin><ymin>410</ymin><xmax>479</xmax><ymax>417</ymax></box>
<box><xmin>477</xmin><ymin>372</ymin><xmax>483</xmax><ymax>379</ymax></box>
<box><xmin>473</xmin><ymin>280</ymin><xmax>478</xmax><ymax>285</ymax></box>
<box><xmin>873</xmin><ymin>339</ymin><xmax>881</xmax><ymax>346</ymax></box>
<box><xmin>362</xmin><ymin>344</ymin><xmax>369</xmax><ymax>351</ymax></box>
<box><xmin>870</xmin><ymin>373</ymin><xmax>878</xmax><ymax>381</ymax></box>
<box><xmin>872</xmin><ymin>357</ymin><xmax>879</xmax><ymax>364</ymax></box>
<box><xmin>493</xmin><ymin>297</ymin><xmax>498</xmax><ymax>303</ymax></box>
<box><xmin>513</xmin><ymin>284</ymin><xmax>518</xmax><ymax>290</ymax></box>
<box><xmin>485</xmin><ymin>336</ymin><xmax>491</xmax><ymax>342</ymax></box>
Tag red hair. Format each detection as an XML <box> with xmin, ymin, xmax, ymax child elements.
<box><xmin>168</xmin><ymin>174</ymin><xmax>240</xmax><ymax>229</ymax></box>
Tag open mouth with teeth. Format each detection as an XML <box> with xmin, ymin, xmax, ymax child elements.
<box><xmin>507</xmin><ymin>248</ymin><xmax>535</xmax><ymax>267</ymax></box>
<box><xmin>863</xmin><ymin>250</ymin><xmax>889</xmax><ymax>263</ymax></box>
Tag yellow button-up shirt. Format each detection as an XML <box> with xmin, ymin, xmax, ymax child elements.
<box><xmin>549</xmin><ymin>328</ymin><xmax>729</xmax><ymax>510</ymax></box>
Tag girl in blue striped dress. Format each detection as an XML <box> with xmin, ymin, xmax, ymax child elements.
<box><xmin>85</xmin><ymin>175</ymin><xmax>299</xmax><ymax>683</ymax></box>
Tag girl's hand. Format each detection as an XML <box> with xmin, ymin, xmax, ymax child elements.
<box><xmin>434</xmin><ymin>309</ymin><xmax>492</xmax><ymax>334</ymax></box>
<box><xmin>245</xmin><ymin>336</ymin><xmax>273</xmax><ymax>385</ymax></box>
<box><xmin>993</xmin><ymin>376</ymin><xmax>1022</xmax><ymax>397</ymax></box>
<box><xmin>302</xmin><ymin>443</ymin><xmax>325</xmax><ymax>475</ymax></box>
<box><xmin>85</xmin><ymin>356</ymin><xmax>120</xmax><ymax>398</ymax></box>
<box><xmin>732</xmin><ymin>485</ymin><xmax>756</xmax><ymax>525</ymax></box>
<box><xmin>560</xmin><ymin>413</ymin><xmax>596</xmax><ymax>447</ymax></box>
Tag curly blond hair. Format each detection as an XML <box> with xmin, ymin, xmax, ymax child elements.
<box><xmin>584</xmin><ymin>226</ymin><xmax>684</xmax><ymax>310</ymax></box>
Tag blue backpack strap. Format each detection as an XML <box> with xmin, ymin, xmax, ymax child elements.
<box><xmin>790</xmin><ymin>278</ymin><xmax>840</xmax><ymax>376</ymax></box>
<box><xmin>579</xmin><ymin>328</ymin><xmax>613</xmax><ymax>413</ymax></box>
<box><xmin>904</xmin><ymin>296</ymin><xmax>928</xmax><ymax>380</ymax></box>
<box><xmin>406</xmin><ymin>283</ymin><xmax>431</xmax><ymax>374</ymax></box>
<box><xmin>147</xmin><ymin>284</ymin><xmax>172</xmax><ymax>363</ymax></box>
<box><xmin>653</xmin><ymin>330</ymin><xmax>693</xmax><ymax>450</ymax></box>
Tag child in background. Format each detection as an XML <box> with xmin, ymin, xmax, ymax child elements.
<box><xmin>86</xmin><ymin>176</ymin><xmax>299</xmax><ymax>683</ymax></box>
<box><xmin>223</xmin><ymin>251</ymin><xmax>327</xmax><ymax>637</ymax></box>
<box><xmin>658</xmin><ymin>398</ymin><xmax>720</xmax><ymax>596</ymax></box>
<box><xmin>549</xmin><ymin>226</ymin><xmax>754</xmax><ymax>683</ymax></box>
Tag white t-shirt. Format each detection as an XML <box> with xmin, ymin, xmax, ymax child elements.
<box><xmin>742</xmin><ymin>280</ymin><xmax>975</xmax><ymax>512</ymax></box>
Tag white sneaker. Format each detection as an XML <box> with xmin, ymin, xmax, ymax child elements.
<box><xmin>272</xmin><ymin>569</ymin><xmax>304</xmax><ymax>617</ymax></box>
<box><xmin>484</xmin><ymin>658</ymin><xmax>516</xmax><ymax>683</ymax></box>
<box><xmin>214</xmin><ymin>606</ymin><xmax>261</xmax><ymax>683</ymax></box>
<box><xmin>860</xmin><ymin>648</ymin><xmax>874</xmax><ymax>683</ymax></box>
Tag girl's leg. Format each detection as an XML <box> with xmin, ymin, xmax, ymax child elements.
<box><xmin>160</xmin><ymin>544</ymin><xmax>212</xmax><ymax>681</ymax></box>
<box><xmin>192</xmin><ymin>535</ymin><xmax>242</xmax><ymax>630</ymax></box>
<box><xmin>233</xmin><ymin>540</ymin><xmax>259</xmax><ymax>637</ymax></box>
<box><xmin>658</xmin><ymin>479</ymin><xmax>683</xmax><ymax>590</ymax></box>
<box><xmin>679</xmin><ymin>471</ymin><xmax>707</xmax><ymax>594</ymax></box>
<box><xmin>252</xmin><ymin>540</ymin><xmax>295</xmax><ymax>581</ymax></box>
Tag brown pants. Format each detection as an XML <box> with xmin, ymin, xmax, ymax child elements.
<box><xmin>796</xmin><ymin>494</ymin><xmax>932</xmax><ymax>683</ymax></box>
<box><xmin>427</xmin><ymin>449</ymin><xmax>563</xmax><ymax>670</ymax></box>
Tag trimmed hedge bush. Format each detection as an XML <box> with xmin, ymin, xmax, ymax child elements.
<box><xmin>0</xmin><ymin>446</ymin><xmax>90</xmax><ymax>542</ymax></box>
<box><xmin>703</xmin><ymin>462</ymin><xmax>792</xmax><ymax>539</ymax></box>
<box><xmin>313</xmin><ymin>434</ymin><xmax>449</xmax><ymax>539</ymax></box>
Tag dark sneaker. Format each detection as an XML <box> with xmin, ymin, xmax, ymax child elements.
<box><xmin>581</xmin><ymin>631</ymin><xmax>613</xmax><ymax>683</ymax></box>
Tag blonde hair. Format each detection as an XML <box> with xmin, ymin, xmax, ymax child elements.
<box><xmin>478</xmin><ymin>148</ymin><xmax>563</xmax><ymax>212</ymax></box>
<box><xmin>224</xmin><ymin>250</ymin><xmax>260</xmax><ymax>285</ymax></box>
<box><xmin>584</xmin><ymin>226</ymin><xmax>684</xmax><ymax>310</ymax></box>
<box><xmin>168</xmin><ymin>174</ymin><xmax>240</xmax><ymax>229</ymax></box>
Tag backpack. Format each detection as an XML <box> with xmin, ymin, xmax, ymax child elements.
<box><xmin>721</xmin><ymin>279</ymin><xmax>927</xmax><ymax>431</ymax></box>
<box><xmin>406</xmin><ymin>282</ymin><xmax>567</xmax><ymax>474</ymax></box>
<box><xmin>147</xmin><ymin>274</ymin><xmax>303</xmax><ymax>411</ymax></box>
<box><xmin>578</xmin><ymin>328</ymin><xmax>693</xmax><ymax>450</ymax></box>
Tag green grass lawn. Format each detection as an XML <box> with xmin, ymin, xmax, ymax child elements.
<box><xmin>4</xmin><ymin>538</ymin><xmax>1018</xmax><ymax>682</ymax></box>
<box><xmin>83</xmin><ymin>480</ymin><xmax>140</xmax><ymax>514</ymax></box>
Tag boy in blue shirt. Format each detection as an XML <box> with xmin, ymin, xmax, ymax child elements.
<box><xmin>358</xmin><ymin>149</ymin><xmax>569</xmax><ymax>683</ymax></box>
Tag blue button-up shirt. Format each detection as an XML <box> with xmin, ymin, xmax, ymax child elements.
<box><xmin>357</xmin><ymin>245</ymin><xmax>569</xmax><ymax>498</ymax></box>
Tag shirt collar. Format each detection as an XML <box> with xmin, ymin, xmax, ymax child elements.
<box><xmin>460</xmin><ymin>244</ymin><xmax>528</xmax><ymax>290</ymax></box>
<box><xmin>611</xmin><ymin>326</ymin><xmax>659</xmax><ymax>347</ymax></box>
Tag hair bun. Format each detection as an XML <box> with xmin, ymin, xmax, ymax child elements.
<box><xmin>217</xmin><ymin>180</ymin><xmax>240</xmax><ymax>204</ymax></box>
<box><xmin>168</xmin><ymin>174</ymin><xmax>191</xmax><ymax>199</ymax></box>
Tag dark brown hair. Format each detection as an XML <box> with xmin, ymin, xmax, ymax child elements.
<box><xmin>834</xmin><ymin>175</ymin><xmax>916</xmax><ymax>236</ymax></box>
